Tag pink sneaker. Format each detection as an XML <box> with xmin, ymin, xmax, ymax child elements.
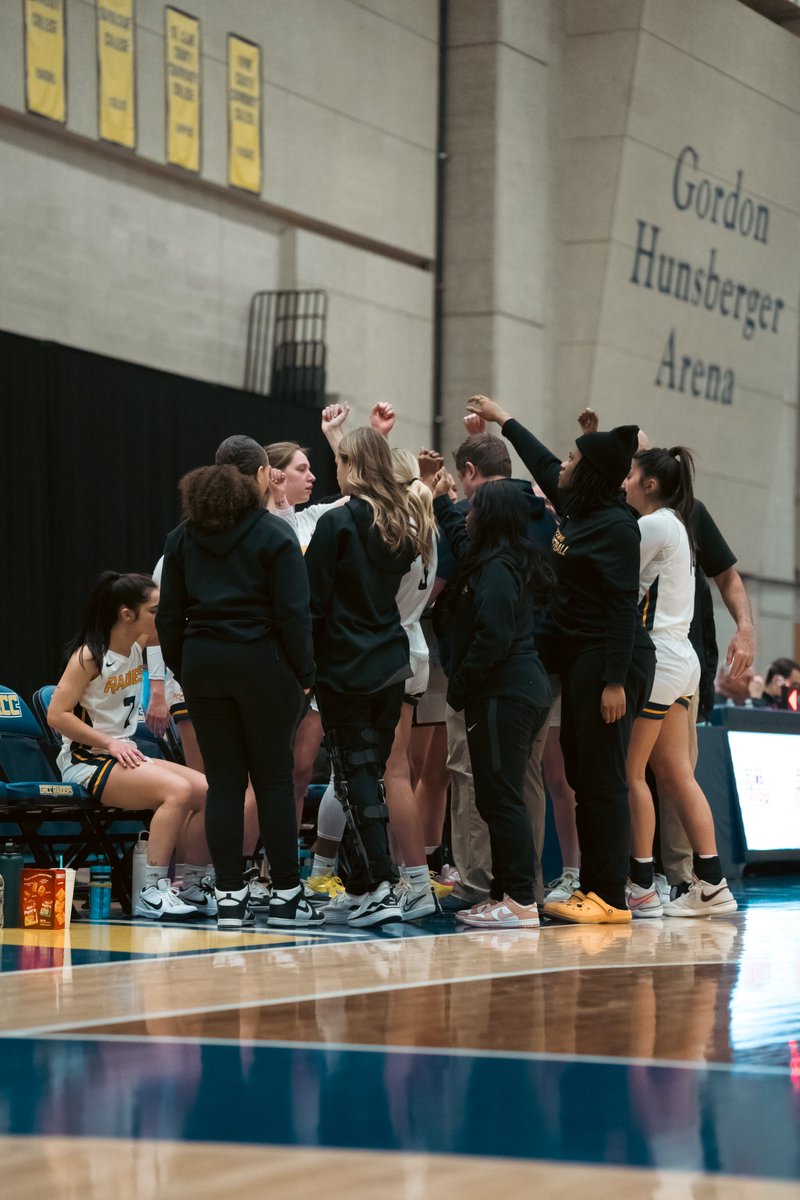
<box><xmin>458</xmin><ymin>895</ymin><xmax>540</xmax><ymax>929</ymax></box>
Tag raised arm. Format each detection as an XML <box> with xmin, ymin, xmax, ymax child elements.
<box><xmin>320</xmin><ymin>403</ymin><xmax>351</xmax><ymax>454</ymax></box>
<box><xmin>466</xmin><ymin>396</ymin><xmax>563</xmax><ymax>506</ymax></box>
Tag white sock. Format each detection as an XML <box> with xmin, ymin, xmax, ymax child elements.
<box><xmin>401</xmin><ymin>864</ymin><xmax>430</xmax><ymax>889</ymax></box>
<box><xmin>311</xmin><ymin>854</ymin><xmax>336</xmax><ymax>877</ymax></box>
<box><xmin>144</xmin><ymin>864</ymin><xmax>169</xmax><ymax>889</ymax></box>
<box><xmin>178</xmin><ymin>863</ymin><xmax>213</xmax><ymax>887</ymax></box>
<box><xmin>274</xmin><ymin>885</ymin><xmax>302</xmax><ymax>900</ymax></box>
<box><xmin>633</xmin><ymin>856</ymin><xmax>654</xmax><ymax>863</ymax></box>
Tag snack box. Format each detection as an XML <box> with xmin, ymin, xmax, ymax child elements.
<box><xmin>20</xmin><ymin>868</ymin><xmax>67</xmax><ymax>929</ymax></box>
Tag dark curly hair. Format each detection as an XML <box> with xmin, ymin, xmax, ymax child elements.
<box><xmin>180</xmin><ymin>465</ymin><xmax>260</xmax><ymax>533</ymax></box>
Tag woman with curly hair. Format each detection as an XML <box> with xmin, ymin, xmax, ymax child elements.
<box><xmin>305</xmin><ymin>426</ymin><xmax>425</xmax><ymax>927</ymax></box>
<box><xmin>157</xmin><ymin>450</ymin><xmax>322</xmax><ymax>930</ymax></box>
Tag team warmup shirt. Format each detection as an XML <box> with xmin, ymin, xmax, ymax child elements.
<box><xmin>57</xmin><ymin>642</ymin><xmax>144</xmax><ymax>776</ymax></box>
<box><xmin>637</xmin><ymin>508</ymin><xmax>695</xmax><ymax>638</ymax></box>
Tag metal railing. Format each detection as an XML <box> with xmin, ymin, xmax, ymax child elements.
<box><xmin>245</xmin><ymin>289</ymin><xmax>328</xmax><ymax>405</ymax></box>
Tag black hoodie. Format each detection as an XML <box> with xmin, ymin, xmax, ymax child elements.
<box><xmin>157</xmin><ymin>507</ymin><xmax>315</xmax><ymax>688</ymax></box>
<box><xmin>305</xmin><ymin>496</ymin><xmax>414</xmax><ymax>693</ymax></box>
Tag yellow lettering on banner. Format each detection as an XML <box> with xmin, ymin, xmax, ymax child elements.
<box><xmin>24</xmin><ymin>0</ymin><xmax>66</xmax><ymax>122</ymax></box>
<box><xmin>227</xmin><ymin>34</ymin><xmax>262</xmax><ymax>193</ymax></box>
<box><xmin>98</xmin><ymin>0</ymin><xmax>136</xmax><ymax>147</ymax></box>
<box><xmin>166</xmin><ymin>7</ymin><xmax>201</xmax><ymax>172</ymax></box>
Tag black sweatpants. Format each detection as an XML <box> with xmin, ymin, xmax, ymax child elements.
<box><xmin>182</xmin><ymin>635</ymin><xmax>304</xmax><ymax>891</ymax></box>
<box><xmin>464</xmin><ymin>695</ymin><xmax>549</xmax><ymax>905</ymax></box>
<box><xmin>559</xmin><ymin>643</ymin><xmax>656</xmax><ymax>909</ymax></box>
<box><xmin>314</xmin><ymin>681</ymin><xmax>403</xmax><ymax>896</ymax></box>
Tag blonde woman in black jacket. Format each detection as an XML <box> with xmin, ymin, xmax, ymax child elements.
<box><xmin>305</xmin><ymin>426</ymin><xmax>423</xmax><ymax>928</ymax></box>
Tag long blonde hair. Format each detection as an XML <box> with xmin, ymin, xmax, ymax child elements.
<box><xmin>391</xmin><ymin>447</ymin><xmax>435</xmax><ymax>567</ymax></box>
<box><xmin>338</xmin><ymin>427</ymin><xmax>413</xmax><ymax>556</ymax></box>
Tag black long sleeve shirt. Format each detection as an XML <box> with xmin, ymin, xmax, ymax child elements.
<box><xmin>432</xmin><ymin>494</ymin><xmax>551</xmax><ymax>712</ymax></box>
<box><xmin>501</xmin><ymin>418</ymin><xmax>647</xmax><ymax>686</ymax></box>
<box><xmin>305</xmin><ymin>496</ymin><xmax>413</xmax><ymax>694</ymax></box>
<box><xmin>157</xmin><ymin>508</ymin><xmax>315</xmax><ymax>688</ymax></box>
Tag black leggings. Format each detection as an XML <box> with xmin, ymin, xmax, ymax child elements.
<box><xmin>560</xmin><ymin>643</ymin><xmax>656</xmax><ymax>909</ymax></box>
<box><xmin>314</xmin><ymin>682</ymin><xmax>403</xmax><ymax>895</ymax></box>
<box><xmin>182</xmin><ymin>635</ymin><xmax>304</xmax><ymax>891</ymax></box>
<box><xmin>464</xmin><ymin>695</ymin><xmax>549</xmax><ymax>905</ymax></box>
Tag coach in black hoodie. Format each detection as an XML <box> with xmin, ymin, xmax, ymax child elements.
<box><xmin>157</xmin><ymin>458</ymin><xmax>316</xmax><ymax>928</ymax></box>
<box><xmin>466</xmin><ymin>395</ymin><xmax>655</xmax><ymax>924</ymax></box>
<box><xmin>305</xmin><ymin>427</ymin><xmax>417</xmax><ymax>927</ymax></box>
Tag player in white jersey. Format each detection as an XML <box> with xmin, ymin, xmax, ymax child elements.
<box><xmin>623</xmin><ymin>448</ymin><xmax>737</xmax><ymax>920</ymax></box>
<box><xmin>48</xmin><ymin>571</ymin><xmax>210</xmax><ymax>920</ymax></box>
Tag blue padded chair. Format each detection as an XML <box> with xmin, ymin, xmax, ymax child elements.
<box><xmin>1</xmin><ymin>685</ymin><xmax>148</xmax><ymax>912</ymax></box>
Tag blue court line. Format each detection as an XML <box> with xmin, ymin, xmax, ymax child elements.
<box><xmin>1</xmin><ymin>1037</ymin><xmax>798</xmax><ymax>1179</ymax></box>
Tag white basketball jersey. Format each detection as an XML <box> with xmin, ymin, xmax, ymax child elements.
<box><xmin>57</xmin><ymin>642</ymin><xmax>145</xmax><ymax>772</ymax></box>
<box><xmin>637</xmin><ymin>508</ymin><xmax>695</xmax><ymax>639</ymax></box>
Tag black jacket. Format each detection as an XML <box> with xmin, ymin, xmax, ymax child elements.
<box><xmin>157</xmin><ymin>507</ymin><xmax>315</xmax><ymax>688</ymax></box>
<box><xmin>433</xmin><ymin>494</ymin><xmax>551</xmax><ymax>713</ymax></box>
<box><xmin>305</xmin><ymin>496</ymin><xmax>413</xmax><ymax>693</ymax></box>
<box><xmin>502</xmin><ymin>418</ymin><xmax>650</xmax><ymax>686</ymax></box>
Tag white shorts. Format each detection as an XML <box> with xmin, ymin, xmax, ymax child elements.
<box><xmin>642</xmin><ymin>635</ymin><xmax>700</xmax><ymax>720</ymax></box>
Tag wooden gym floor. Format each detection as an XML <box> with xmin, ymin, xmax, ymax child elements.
<box><xmin>1</xmin><ymin>876</ymin><xmax>799</xmax><ymax>1199</ymax></box>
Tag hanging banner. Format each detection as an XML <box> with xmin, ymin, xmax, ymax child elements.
<box><xmin>24</xmin><ymin>0</ymin><xmax>66</xmax><ymax>123</ymax></box>
<box><xmin>227</xmin><ymin>34</ymin><xmax>262</xmax><ymax>194</ymax></box>
<box><xmin>97</xmin><ymin>0</ymin><xmax>136</xmax><ymax>147</ymax></box>
<box><xmin>165</xmin><ymin>7</ymin><xmax>200</xmax><ymax>172</ymax></box>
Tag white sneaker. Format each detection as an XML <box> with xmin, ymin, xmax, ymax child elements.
<box><xmin>663</xmin><ymin>874</ymin><xmax>738</xmax><ymax>918</ymax></box>
<box><xmin>397</xmin><ymin>880</ymin><xmax>440</xmax><ymax>922</ymax></box>
<box><xmin>347</xmin><ymin>880</ymin><xmax>403</xmax><ymax>927</ymax></box>
<box><xmin>321</xmin><ymin>890</ymin><xmax>363</xmax><ymax>924</ymax></box>
<box><xmin>135</xmin><ymin>876</ymin><xmax>197</xmax><ymax>920</ymax></box>
<box><xmin>625</xmin><ymin>880</ymin><xmax>664</xmax><ymax>919</ymax></box>
<box><xmin>544</xmin><ymin>868</ymin><xmax>581</xmax><ymax>904</ymax></box>
<box><xmin>178</xmin><ymin>875</ymin><xmax>217</xmax><ymax>918</ymax></box>
<box><xmin>244</xmin><ymin>868</ymin><xmax>272</xmax><ymax>913</ymax></box>
<box><xmin>654</xmin><ymin>873</ymin><xmax>671</xmax><ymax>905</ymax></box>
<box><xmin>458</xmin><ymin>895</ymin><xmax>539</xmax><ymax>929</ymax></box>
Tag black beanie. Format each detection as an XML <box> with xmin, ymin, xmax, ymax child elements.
<box><xmin>575</xmin><ymin>425</ymin><xmax>639</xmax><ymax>488</ymax></box>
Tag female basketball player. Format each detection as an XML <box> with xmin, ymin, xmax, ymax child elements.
<box><xmin>623</xmin><ymin>447</ymin><xmax>737</xmax><ymax>918</ymax></box>
<box><xmin>48</xmin><ymin>571</ymin><xmax>208</xmax><ymax>919</ymax></box>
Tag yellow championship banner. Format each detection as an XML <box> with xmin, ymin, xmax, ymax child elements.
<box><xmin>165</xmin><ymin>7</ymin><xmax>200</xmax><ymax>172</ymax></box>
<box><xmin>227</xmin><ymin>34</ymin><xmax>262</xmax><ymax>193</ymax></box>
<box><xmin>24</xmin><ymin>0</ymin><xmax>66</xmax><ymax>123</ymax></box>
<box><xmin>97</xmin><ymin>0</ymin><xmax>136</xmax><ymax>147</ymax></box>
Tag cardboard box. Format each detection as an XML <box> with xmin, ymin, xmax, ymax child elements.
<box><xmin>20</xmin><ymin>868</ymin><xmax>67</xmax><ymax>929</ymax></box>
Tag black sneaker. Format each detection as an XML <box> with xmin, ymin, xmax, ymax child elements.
<box><xmin>268</xmin><ymin>887</ymin><xmax>326</xmax><ymax>927</ymax></box>
<box><xmin>215</xmin><ymin>885</ymin><xmax>255</xmax><ymax>929</ymax></box>
<box><xmin>670</xmin><ymin>881</ymin><xmax>691</xmax><ymax>901</ymax></box>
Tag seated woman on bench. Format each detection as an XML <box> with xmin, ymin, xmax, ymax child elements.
<box><xmin>48</xmin><ymin>570</ymin><xmax>211</xmax><ymax>920</ymax></box>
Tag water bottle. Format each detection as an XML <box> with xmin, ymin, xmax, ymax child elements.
<box><xmin>298</xmin><ymin>839</ymin><xmax>311</xmax><ymax>880</ymax></box>
<box><xmin>131</xmin><ymin>830</ymin><xmax>149</xmax><ymax>904</ymax></box>
<box><xmin>0</xmin><ymin>842</ymin><xmax>24</xmax><ymax>929</ymax></box>
<box><xmin>89</xmin><ymin>863</ymin><xmax>112</xmax><ymax>920</ymax></box>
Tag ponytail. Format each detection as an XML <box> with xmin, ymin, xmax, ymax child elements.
<box><xmin>66</xmin><ymin>570</ymin><xmax>156</xmax><ymax>671</ymax></box>
<box><xmin>633</xmin><ymin>445</ymin><xmax>696</xmax><ymax>548</ymax></box>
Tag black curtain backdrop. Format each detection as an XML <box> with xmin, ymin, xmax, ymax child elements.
<box><xmin>0</xmin><ymin>330</ymin><xmax>336</xmax><ymax>702</ymax></box>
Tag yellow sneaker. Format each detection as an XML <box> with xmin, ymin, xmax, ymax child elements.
<box><xmin>429</xmin><ymin>870</ymin><xmax>454</xmax><ymax>898</ymax></box>
<box><xmin>305</xmin><ymin>873</ymin><xmax>345</xmax><ymax>899</ymax></box>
